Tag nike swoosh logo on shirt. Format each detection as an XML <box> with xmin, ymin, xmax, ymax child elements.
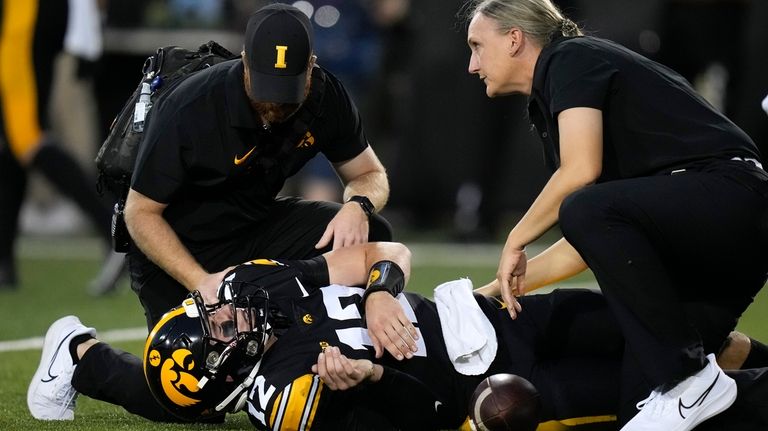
<box><xmin>678</xmin><ymin>371</ymin><xmax>720</xmax><ymax>419</ymax></box>
<box><xmin>234</xmin><ymin>146</ymin><xmax>256</xmax><ymax>165</ymax></box>
<box><xmin>41</xmin><ymin>329</ymin><xmax>77</xmax><ymax>383</ymax></box>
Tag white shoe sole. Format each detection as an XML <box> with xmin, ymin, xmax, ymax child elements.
<box><xmin>27</xmin><ymin>316</ymin><xmax>81</xmax><ymax>420</ymax></box>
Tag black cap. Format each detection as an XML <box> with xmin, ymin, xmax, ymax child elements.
<box><xmin>244</xmin><ymin>3</ymin><xmax>313</xmax><ymax>104</ymax></box>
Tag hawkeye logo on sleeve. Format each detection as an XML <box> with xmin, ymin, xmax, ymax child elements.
<box><xmin>296</xmin><ymin>131</ymin><xmax>315</xmax><ymax>148</ymax></box>
<box><xmin>152</xmin><ymin>349</ymin><xmax>202</xmax><ymax>407</ymax></box>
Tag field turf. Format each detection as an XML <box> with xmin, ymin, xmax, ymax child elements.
<box><xmin>1</xmin><ymin>236</ymin><xmax>766</xmax><ymax>430</ymax></box>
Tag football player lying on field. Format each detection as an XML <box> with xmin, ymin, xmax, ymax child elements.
<box><xmin>30</xmin><ymin>242</ymin><xmax>768</xmax><ymax>429</ymax></box>
<box><xmin>139</xmin><ymin>242</ymin><xmax>768</xmax><ymax>430</ymax></box>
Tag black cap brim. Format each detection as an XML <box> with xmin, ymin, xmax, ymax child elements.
<box><xmin>248</xmin><ymin>69</ymin><xmax>308</xmax><ymax>104</ymax></box>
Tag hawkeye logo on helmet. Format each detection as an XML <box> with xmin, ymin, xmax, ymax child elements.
<box><xmin>275</xmin><ymin>45</ymin><xmax>288</xmax><ymax>69</ymax></box>
<box><xmin>150</xmin><ymin>348</ymin><xmax>202</xmax><ymax>407</ymax></box>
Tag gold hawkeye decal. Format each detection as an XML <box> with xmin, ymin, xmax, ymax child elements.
<box><xmin>234</xmin><ymin>146</ymin><xmax>256</xmax><ymax>165</ymax></box>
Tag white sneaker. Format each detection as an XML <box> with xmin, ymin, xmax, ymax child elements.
<box><xmin>622</xmin><ymin>353</ymin><xmax>737</xmax><ymax>431</ymax></box>
<box><xmin>27</xmin><ymin>316</ymin><xmax>96</xmax><ymax>420</ymax></box>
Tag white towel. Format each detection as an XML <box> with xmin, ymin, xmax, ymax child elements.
<box><xmin>434</xmin><ymin>278</ymin><xmax>497</xmax><ymax>375</ymax></box>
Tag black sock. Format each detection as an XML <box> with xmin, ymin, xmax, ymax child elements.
<box><xmin>743</xmin><ymin>338</ymin><xmax>768</xmax><ymax>369</ymax></box>
<box><xmin>69</xmin><ymin>334</ymin><xmax>95</xmax><ymax>365</ymax></box>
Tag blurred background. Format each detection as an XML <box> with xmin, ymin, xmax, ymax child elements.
<box><xmin>19</xmin><ymin>0</ymin><xmax>768</xmax><ymax>244</ymax></box>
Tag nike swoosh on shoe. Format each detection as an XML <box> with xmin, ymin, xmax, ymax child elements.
<box><xmin>677</xmin><ymin>372</ymin><xmax>719</xmax><ymax>419</ymax></box>
<box><xmin>41</xmin><ymin>329</ymin><xmax>76</xmax><ymax>383</ymax></box>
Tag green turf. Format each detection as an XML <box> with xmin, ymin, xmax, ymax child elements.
<box><xmin>2</xmin><ymin>236</ymin><xmax>767</xmax><ymax>430</ymax></box>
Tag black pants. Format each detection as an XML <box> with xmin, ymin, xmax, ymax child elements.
<box><xmin>559</xmin><ymin>165</ymin><xmax>768</xmax><ymax>391</ymax></box>
<box><xmin>127</xmin><ymin>197</ymin><xmax>392</xmax><ymax>329</ymax></box>
<box><xmin>487</xmin><ymin>289</ymin><xmax>768</xmax><ymax>428</ymax></box>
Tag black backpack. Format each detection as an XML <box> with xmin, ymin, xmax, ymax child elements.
<box><xmin>95</xmin><ymin>41</ymin><xmax>238</xmax><ymax>251</ymax></box>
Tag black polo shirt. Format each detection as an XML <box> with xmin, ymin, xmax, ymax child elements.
<box><xmin>528</xmin><ymin>35</ymin><xmax>761</xmax><ymax>181</ymax></box>
<box><xmin>132</xmin><ymin>60</ymin><xmax>368</xmax><ymax>243</ymax></box>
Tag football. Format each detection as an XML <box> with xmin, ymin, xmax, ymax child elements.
<box><xmin>468</xmin><ymin>373</ymin><xmax>541</xmax><ymax>431</ymax></box>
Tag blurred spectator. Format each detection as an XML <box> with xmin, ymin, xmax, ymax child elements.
<box><xmin>730</xmin><ymin>0</ymin><xmax>768</xmax><ymax>159</ymax></box>
<box><xmin>657</xmin><ymin>0</ymin><xmax>768</xmax><ymax>164</ymax></box>
<box><xmin>289</xmin><ymin>0</ymin><xmax>385</xmax><ymax>203</ymax></box>
<box><xmin>0</xmin><ymin>0</ymin><xmax>123</xmax><ymax>292</ymax></box>
<box><xmin>658</xmin><ymin>0</ymin><xmax>748</xmax><ymax>114</ymax></box>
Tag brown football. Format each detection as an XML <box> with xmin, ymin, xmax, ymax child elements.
<box><xmin>468</xmin><ymin>373</ymin><xmax>541</xmax><ymax>431</ymax></box>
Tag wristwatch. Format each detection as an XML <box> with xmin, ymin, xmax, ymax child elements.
<box><xmin>346</xmin><ymin>195</ymin><xmax>375</xmax><ymax>217</ymax></box>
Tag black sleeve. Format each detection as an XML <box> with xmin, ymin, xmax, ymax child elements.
<box><xmin>317</xmin><ymin>69</ymin><xmax>369</xmax><ymax>163</ymax></box>
<box><xmin>131</xmin><ymin>106</ymin><xmax>189</xmax><ymax>203</ymax></box>
<box><xmin>545</xmin><ymin>46</ymin><xmax>618</xmax><ymax>115</ymax></box>
<box><xmin>359</xmin><ymin>366</ymin><xmax>464</xmax><ymax>431</ymax></box>
<box><xmin>282</xmin><ymin>255</ymin><xmax>330</xmax><ymax>288</ymax></box>
<box><xmin>222</xmin><ymin>257</ymin><xmax>330</xmax><ymax>301</ymax></box>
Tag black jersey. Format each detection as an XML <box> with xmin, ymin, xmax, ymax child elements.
<box><xmin>228</xmin><ymin>261</ymin><xmax>622</xmax><ymax>431</ymax></box>
<box><xmin>230</xmin><ymin>261</ymin><xmax>469</xmax><ymax>430</ymax></box>
<box><xmin>131</xmin><ymin>60</ymin><xmax>369</xmax><ymax>244</ymax></box>
<box><xmin>528</xmin><ymin>35</ymin><xmax>761</xmax><ymax>181</ymax></box>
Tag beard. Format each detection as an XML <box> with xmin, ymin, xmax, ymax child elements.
<box><xmin>251</xmin><ymin>101</ymin><xmax>301</xmax><ymax>125</ymax></box>
<box><xmin>243</xmin><ymin>63</ymin><xmax>312</xmax><ymax>125</ymax></box>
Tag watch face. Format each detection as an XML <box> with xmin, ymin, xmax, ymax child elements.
<box><xmin>349</xmin><ymin>196</ymin><xmax>374</xmax><ymax>215</ymax></box>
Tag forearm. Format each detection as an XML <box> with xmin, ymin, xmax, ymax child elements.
<box><xmin>326</xmin><ymin>242</ymin><xmax>411</xmax><ymax>287</ymax></box>
<box><xmin>479</xmin><ymin>238</ymin><xmax>588</xmax><ymax>296</ymax></box>
<box><xmin>343</xmin><ymin>170</ymin><xmax>389</xmax><ymax>212</ymax></box>
<box><xmin>125</xmin><ymin>211</ymin><xmax>206</xmax><ymax>291</ymax></box>
<box><xmin>507</xmin><ymin>168</ymin><xmax>592</xmax><ymax>249</ymax></box>
<box><xmin>527</xmin><ymin>238</ymin><xmax>588</xmax><ymax>291</ymax></box>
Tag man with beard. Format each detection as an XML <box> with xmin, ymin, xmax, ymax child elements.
<box><xmin>124</xmin><ymin>3</ymin><xmax>392</xmax><ymax>330</ymax></box>
<box><xmin>26</xmin><ymin>4</ymin><xmax>393</xmax><ymax>424</ymax></box>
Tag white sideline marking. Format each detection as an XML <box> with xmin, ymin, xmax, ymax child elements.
<box><xmin>0</xmin><ymin>327</ymin><xmax>147</xmax><ymax>353</ymax></box>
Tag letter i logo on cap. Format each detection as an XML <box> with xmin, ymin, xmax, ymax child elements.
<box><xmin>275</xmin><ymin>46</ymin><xmax>288</xmax><ymax>69</ymax></box>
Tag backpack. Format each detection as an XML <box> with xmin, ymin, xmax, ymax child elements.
<box><xmin>95</xmin><ymin>41</ymin><xmax>238</xmax><ymax>251</ymax></box>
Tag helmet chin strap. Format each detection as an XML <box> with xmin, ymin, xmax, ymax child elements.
<box><xmin>214</xmin><ymin>328</ymin><xmax>270</xmax><ymax>413</ymax></box>
<box><xmin>215</xmin><ymin>357</ymin><xmax>263</xmax><ymax>413</ymax></box>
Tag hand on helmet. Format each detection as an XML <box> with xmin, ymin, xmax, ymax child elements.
<box><xmin>196</xmin><ymin>266</ymin><xmax>235</xmax><ymax>304</ymax></box>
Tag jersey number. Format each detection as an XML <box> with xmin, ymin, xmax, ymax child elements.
<box><xmin>320</xmin><ymin>285</ymin><xmax>426</xmax><ymax>357</ymax></box>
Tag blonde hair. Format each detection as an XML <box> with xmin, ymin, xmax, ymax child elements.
<box><xmin>463</xmin><ymin>0</ymin><xmax>582</xmax><ymax>46</ymax></box>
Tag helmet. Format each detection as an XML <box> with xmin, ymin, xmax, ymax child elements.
<box><xmin>143</xmin><ymin>283</ymin><xmax>271</xmax><ymax>421</ymax></box>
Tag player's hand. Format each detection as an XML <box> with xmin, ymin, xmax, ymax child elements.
<box><xmin>315</xmin><ymin>202</ymin><xmax>369</xmax><ymax>250</ymax></box>
<box><xmin>311</xmin><ymin>346</ymin><xmax>381</xmax><ymax>390</ymax></box>
<box><xmin>497</xmin><ymin>245</ymin><xmax>527</xmax><ymax>319</ymax></box>
<box><xmin>364</xmin><ymin>292</ymin><xmax>419</xmax><ymax>360</ymax></box>
<box><xmin>196</xmin><ymin>266</ymin><xmax>235</xmax><ymax>305</ymax></box>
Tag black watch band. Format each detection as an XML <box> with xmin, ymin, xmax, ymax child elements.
<box><xmin>347</xmin><ymin>195</ymin><xmax>375</xmax><ymax>217</ymax></box>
